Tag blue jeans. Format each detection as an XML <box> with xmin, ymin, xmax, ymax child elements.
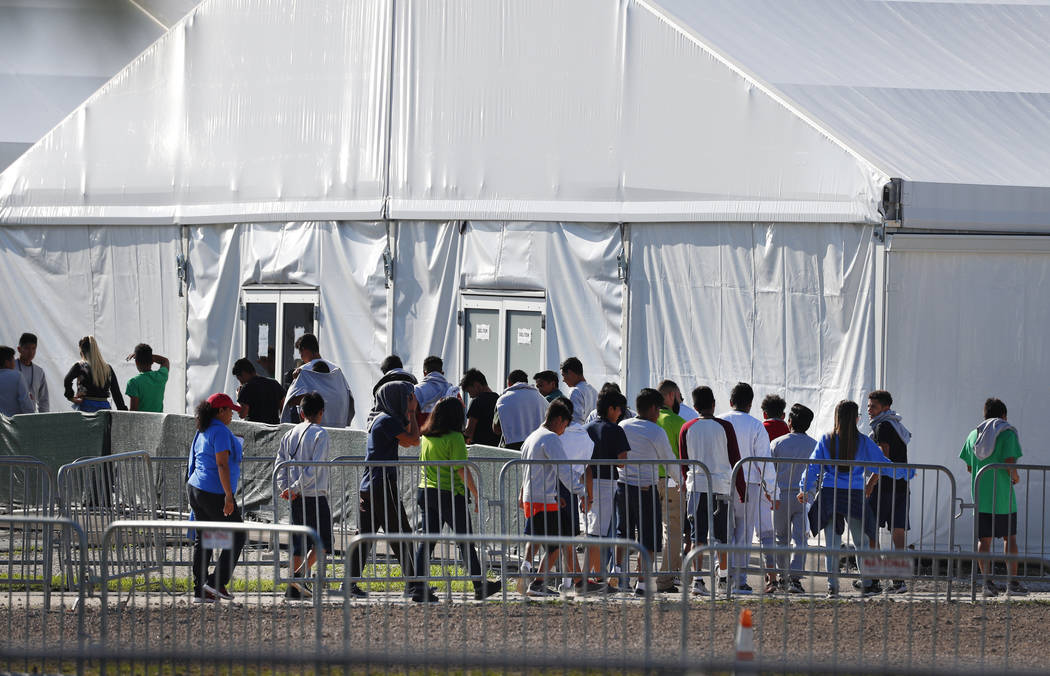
<box><xmin>823</xmin><ymin>516</ymin><xmax>871</xmax><ymax>591</ymax></box>
<box><xmin>75</xmin><ymin>399</ymin><xmax>111</xmax><ymax>413</ymax></box>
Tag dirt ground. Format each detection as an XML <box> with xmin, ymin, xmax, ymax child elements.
<box><xmin>4</xmin><ymin>591</ymin><xmax>1049</xmax><ymax>673</ymax></box>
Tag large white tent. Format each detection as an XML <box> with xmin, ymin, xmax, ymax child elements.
<box><xmin>0</xmin><ymin>0</ymin><xmax>1047</xmax><ymax>553</ymax></box>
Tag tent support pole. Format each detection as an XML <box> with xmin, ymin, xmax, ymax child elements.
<box><xmin>619</xmin><ymin>223</ymin><xmax>630</xmax><ymax>389</ymax></box>
<box><xmin>179</xmin><ymin>225</ymin><xmax>190</xmax><ymax>414</ymax></box>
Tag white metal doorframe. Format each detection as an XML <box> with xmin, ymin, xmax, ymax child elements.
<box><xmin>460</xmin><ymin>293</ymin><xmax>546</xmax><ymax>388</ymax></box>
<box><xmin>240</xmin><ymin>286</ymin><xmax>320</xmax><ymax>379</ymax></box>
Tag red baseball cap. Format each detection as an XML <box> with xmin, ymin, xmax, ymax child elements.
<box><xmin>206</xmin><ymin>392</ymin><xmax>242</xmax><ymax>412</ymax></box>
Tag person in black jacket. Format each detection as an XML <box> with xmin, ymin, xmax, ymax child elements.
<box><xmin>63</xmin><ymin>336</ymin><xmax>126</xmax><ymax>412</ymax></box>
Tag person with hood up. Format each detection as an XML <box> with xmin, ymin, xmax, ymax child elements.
<box><xmin>347</xmin><ymin>381</ymin><xmax>422</xmax><ymax>599</ymax></box>
<box><xmin>960</xmin><ymin>397</ymin><xmax>1026</xmax><ymax>597</ymax></box>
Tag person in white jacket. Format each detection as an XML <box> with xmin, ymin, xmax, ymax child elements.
<box><xmin>720</xmin><ymin>382</ymin><xmax>776</xmax><ymax>594</ymax></box>
<box><xmin>275</xmin><ymin>392</ymin><xmax>331</xmax><ymax>599</ymax></box>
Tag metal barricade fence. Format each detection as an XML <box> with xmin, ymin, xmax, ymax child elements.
<box><xmin>343</xmin><ymin>533</ymin><xmax>654</xmax><ymax>669</ymax></box>
<box><xmin>272</xmin><ymin>459</ymin><xmax>487</xmax><ymax>595</ymax></box>
<box><xmin>970</xmin><ymin>463</ymin><xmax>1050</xmax><ymax>596</ymax></box>
<box><xmin>497</xmin><ymin>458</ymin><xmax>713</xmax><ymax>589</ymax></box>
<box><xmin>56</xmin><ymin>451</ymin><xmax>159</xmax><ymax>588</ymax></box>
<box><xmin>1</xmin><ymin>458</ymin><xmax>60</xmax><ymax>604</ymax></box>
<box><xmin>680</xmin><ymin>543</ymin><xmax>1043</xmax><ymax>673</ymax></box>
<box><xmin>98</xmin><ymin>519</ymin><xmax>324</xmax><ymax>666</ymax></box>
<box><xmin>1</xmin><ymin>515</ymin><xmax>86</xmax><ymax>675</ymax></box>
<box><xmin>0</xmin><ymin>456</ymin><xmax>57</xmax><ymax>516</ymax></box>
<box><xmin>728</xmin><ymin>456</ymin><xmax>960</xmax><ymax>592</ymax></box>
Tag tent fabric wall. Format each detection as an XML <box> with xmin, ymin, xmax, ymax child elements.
<box><xmin>884</xmin><ymin>235</ymin><xmax>1050</xmax><ymax>553</ymax></box>
<box><xmin>0</xmin><ymin>225</ymin><xmax>182</xmax><ymax>412</ymax></box>
<box><xmin>627</xmin><ymin>222</ymin><xmax>876</xmax><ymax>431</ymax></box>
<box><xmin>392</xmin><ymin>221</ymin><xmax>624</xmax><ymax>389</ymax></box>
<box><xmin>185</xmin><ymin>222</ymin><xmax>388</xmax><ymax>425</ymax></box>
<box><xmin>392</xmin><ymin>222</ymin><xmax>464</xmax><ymax>378</ymax></box>
<box><xmin>460</xmin><ymin>222</ymin><xmax>624</xmax><ymax>388</ymax></box>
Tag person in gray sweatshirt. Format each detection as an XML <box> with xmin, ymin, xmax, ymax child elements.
<box><xmin>769</xmin><ymin>404</ymin><xmax>817</xmax><ymax>593</ymax></box>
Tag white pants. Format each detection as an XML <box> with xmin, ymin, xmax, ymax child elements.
<box><xmin>731</xmin><ymin>484</ymin><xmax>775</xmax><ymax>584</ymax></box>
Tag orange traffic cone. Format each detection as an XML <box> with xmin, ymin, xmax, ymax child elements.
<box><xmin>735</xmin><ymin>608</ymin><xmax>755</xmax><ymax>661</ymax></box>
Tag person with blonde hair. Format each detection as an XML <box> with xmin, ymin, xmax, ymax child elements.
<box><xmin>62</xmin><ymin>336</ymin><xmax>126</xmax><ymax>411</ymax></box>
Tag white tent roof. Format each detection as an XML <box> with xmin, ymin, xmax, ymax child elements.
<box><xmin>1</xmin><ymin>0</ymin><xmax>1047</xmax><ymax>229</ymax></box>
<box><xmin>0</xmin><ymin>0</ymin><xmax>177</xmax><ymax>172</ymax></box>
<box><xmin>656</xmin><ymin>0</ymin><xmax>1050</xmax><ymax>231</ymax></box>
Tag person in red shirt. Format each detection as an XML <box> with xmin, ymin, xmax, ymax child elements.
<box><xmin>761</xmin><ymin>394</ymin><xmax>790</xmax><ymax>442</ymax></box>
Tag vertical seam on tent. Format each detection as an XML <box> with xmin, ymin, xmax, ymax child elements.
<box><xmin>380</xmin><ymin>0</ymin><xmax>398</xmax><ymax>220</ymax></box>
<box><xmin>750</xmin><ymin>223</ymin><xmax>757</xmax><ymax>384</ymax></box>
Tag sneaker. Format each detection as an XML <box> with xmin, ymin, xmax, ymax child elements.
<box><xmin>717</xmin><ymin>577</ymin><xmax>728</xmax><ymax>591</ymax></box>
<box><xmin>656</xmin><ymin>584</ymin><xmax>679</xmax><ymax>594</ymax></box>
<box><xmin>284</xmin><ymin>585</ymin><xmax>303</xmax><ymax>600</ymax></box>
<box><xmin>411</xmin><ymin>586</ymin><xmax>441</xmax><ymax>603</ymax></box>
<box><xmin>787</xmin><ymin>578</ymin><xmax>805</xmax><ymax>594</ymax></box>
<box><xmin>1007</xmin><ymin>580</ymin><xmax>1029</xmax><ymax>596</ymax></box>
<box><xmin>193</xmin><ymin>589</ymin><xmax>218</xmax><ymax>604</ymax></box>
<box><xmin>474</xmin><ymin>580</ymin><xmax>502</xmax><ymax>600</ymax></box>
<box><xmin>859</xmin><ymin>582</ymin><xmax>881</xmax><ymax>597</ymax></box>
<box><xmin>764</xmin><ymin>580</ymin><xmax>779</xmax><ymax>594</ymax></box>
<box><xmin>691</xmin><ymin>579</ymin><xmax>709</xmax><ymax>596</ymax></box>
<box><xmin>852</xmin><ymin>579</ymin><xmax>882</xmax><ymax>594</ymax></box>
<box><xmin>633</xmin><ymin>585</ymin><xmax>649</xmax><ymax>597</ymax></box>
<box><xmin>732</xmin><ymin>582</ymin><xmax>753</xmax><ymax>595</ymax></box>
<box><xmin>982</xmin><ymin>580</ymin><xmax>1001</xmax><ymax>598</ymax></box>
<box><xmin>886</xmin><ymin>580</ymin><xmax>908</xmax><ymax>595</ymax></box>
<box><xmin>826</xmin><ymin>587</ymin><xmax>839</xmax><ymax>599</ymax></box>
<box><xmin>348</xmin><ymin>583</ymin><xmax>368</xmax><ymax>599</ymax></box>
<box><xmin>527</xmin><ymin>580</ymin><xmax>558</xmax><ymax>597</ymax></box>
<box><xmin>287</xmin><ymin>579</ymin><xmax>312</xmax><ymax>599</ymax></box>
<box><xmin>202</xmin><ymin>583</ymin><xmax>234</xmax><ymax>601</ymax></box>
<box><xmin>574</xmin><ymin>579</ymin><xmax>610</xmax><ymax>595</ymax></box>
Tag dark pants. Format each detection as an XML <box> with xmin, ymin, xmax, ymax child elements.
<box><xmin>412</xmin><ymin>487</ymin><xmax>484</xmax><ymax>590</ymax></box>
<box><xmin>187</xmin><ymin>484</ymin><xmax>247</xmax><ymax>593</ymax></box>
<box><xmin>349</xmin><ymin>475</ymin><xmax>415</xmax><ymax>579</ymax></box>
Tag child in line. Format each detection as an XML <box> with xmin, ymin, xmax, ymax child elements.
<box><xmin>275</xmin><ymin>392</ymin><xmax>332</xmax><ymax>599</ymax></box>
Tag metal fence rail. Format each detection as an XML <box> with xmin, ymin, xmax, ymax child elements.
<box><xmin>1</xmin><ymin>515</ymin><xmax>85</xmax><ymax>675</ymax></box>
<box><xmin>56</xmin><ymin>451</ymin><xmax>159</xmax><ymax>588</ymax></box>
<box><xmin>0</xmin><ymin>456</ymin><xmax>57</xmax><ymax>516</ymax></box>
<box><xmin>969</xmin><ymin>463</ymin><xmax>1050</xmax><ymax>595</ymax></box>
<box><xmin>342</xmin><ymin>533</ymin><xmax>655</xmax><ymax>669</ymax></box>
<box><xmin>681</xmin><ymin>544</ymin><xmax>1044</xmax><ymax>673</ymax></box>
<box><xmin>99</xmin><ymin>519</ymin><xmax>324</xmax><ymax>661</ymax></box>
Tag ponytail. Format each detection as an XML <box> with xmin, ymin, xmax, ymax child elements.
<box><xmin>79</xmin><ymin>336</ymin><xmax>110</xmax><ymax>390</ymax></box>
<box><xmin>196</xmin><ymin>401</ymin><xmax>220</xmax><ymax>432</ymax></box>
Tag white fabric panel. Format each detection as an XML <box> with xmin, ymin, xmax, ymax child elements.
<box><xmin>0</xmin><ymin>1</ymin><xmax>391</xmax><ymax>224</ymax></box>
<box><xmin>0</xmin><ymin>0</ymin><xmax>164</xmax><ymax>166</ymax></box>
<box><xmin>0</xmin><ymin>225</ymin><xmax>181</xmax><ymax>412</ymax></box>
<box><xmin>185</xmin><ymin>222</ymin><xmax>387</xmax><ymax>426</ymax></box>
<box><xmin>627</xmin><ymin>223</ymin><xmax>876</xmax><ymax>434</ymax></box>
<box><xmin>460</xmin><ymin>223</ymin><xmax>623</xmax><ymax>388</ymax></box>
<box><xmin>392</xmin><ymin>222</ymin><xmax>463</xmax><ymax>378</ymax></box>
<box><xmin>885</xmin><ymin>239</ymin><xmax>1050</xmax><ymax>553</ymax></box>
<box><xmin>386</xmin><ymin>0</ymin><xmax>886</xmax><ymax>223</ymax></box>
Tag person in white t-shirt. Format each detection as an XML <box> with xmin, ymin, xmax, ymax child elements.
<box><xmin>560</xmin><ymin>357</ymin><xmax>597</xmax><ymax>425</ymax></box>
<box><xmin>618</xmin><ymin>388</ymin><xmax>677</xmax><ymax>595</ymax></box>
<box><xmin>720</xmin><ymin>382</ymin><xmax>776</xmax><ymax>595</ymax></box>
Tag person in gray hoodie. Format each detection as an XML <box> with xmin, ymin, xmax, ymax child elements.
<box><xmin>960</xmin><ymin>397</ymin><xmax>1026</xmax><ymax>597</ymax></box>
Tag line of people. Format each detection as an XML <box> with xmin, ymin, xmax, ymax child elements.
<box><xmin>180</xmin><ymin>349</ymin><xmax>1026</xmax><ymax>602</ymax></box>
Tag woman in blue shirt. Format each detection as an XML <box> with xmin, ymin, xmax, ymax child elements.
<box><xmin>186</xmin><ymin>393</ymin><xmax>246</xmax><ymax>603</ymax></box>
<box><xmin>798</xmin><ymin>400</ymin><xmax>905</xmax><ymax>597</ymax></box>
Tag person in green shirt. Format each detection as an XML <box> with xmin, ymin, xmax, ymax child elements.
<box><xmin>960</xmin><ymin>397</ymin><xmax>1026</xmax><ymax>597</ymax></box>
<box><xmin>410</xmin><ymin>396</ymin><xmax>501</xmax><ymax>602</ymax></box>
<box><xmin>655</xmin><ymin>380</ymin><xmax>687</xmax><ymax>590</ymax></box>
<box><xmin>125</xmin><ymin>343</ymin><xmax>169</xmax><ymax>412</ymax></box>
